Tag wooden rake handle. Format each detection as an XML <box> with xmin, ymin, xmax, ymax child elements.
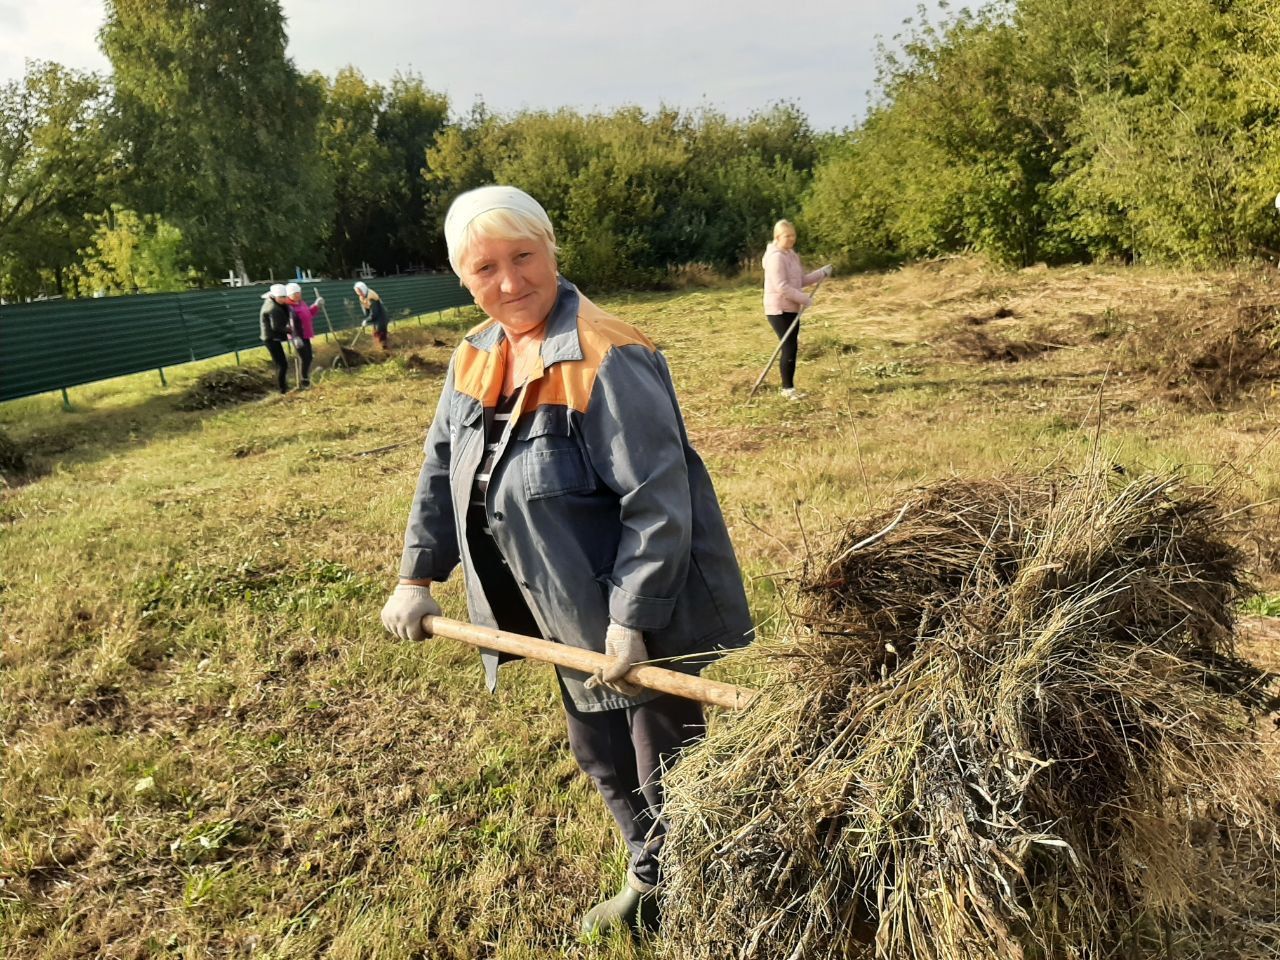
<box><xmin>423</xmin><ymin>615</ymin><xmax>754</xmax><ymax>711</ymax></box>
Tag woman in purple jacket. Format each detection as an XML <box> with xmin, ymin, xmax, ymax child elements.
<box><xmin>761</xmin><ymin>219</ymin><xmax>831</xmax><ymax>399</ymax></box>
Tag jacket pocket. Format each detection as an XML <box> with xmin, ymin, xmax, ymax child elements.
<box><xmin>448</xmin><ymin>401</ymin><xmax>483</xmax><ymax>478</ymax></box>
<box><xmin>522</xmin><ymin>418</ymin><xmax>593</xmax><ymax>500</ymax></box>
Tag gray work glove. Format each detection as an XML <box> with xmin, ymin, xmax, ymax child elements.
<box><xmin>820</xmin><ymin>264</ymin><xmax>834</xmax><ymax>278</ymax></box>
<box><xmin>379</xmin><ymin>583</ymin><xmax>442</xmax><ymax>641</ymax></box>
<box><xmin>289</xmin><ymin>335</ymin><xmax>303</xmax><ymax>349</ymax></box>
<box><xmin>313</xmin><ymin>296</ymin><xmax>325</xmax><ymax>310</ymax></box>
<box><xmin>585</xmin><ymin>623</ymin><xmax>647</xmax><ymax>697</ymax></box>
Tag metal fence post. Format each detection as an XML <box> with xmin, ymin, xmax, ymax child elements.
<box><xmin>175</xmin><ymin>297</ymin><xmax>197</xmax><ymax>363</ymax></box>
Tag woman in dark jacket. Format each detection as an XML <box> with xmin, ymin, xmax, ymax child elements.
<box><xmin>354</xmin><ymin>281</ymin><xmax>389</xmax><ymax>349</ymax></box>
<box><xmin>258</xmin><ymin>283</ymin><xmax>293</xmax><ymax>394</ymax></box>
<box><xmin>379</xmin><ymin>185</ymin><xmax>754</xmax><ymax>936</ymax></box>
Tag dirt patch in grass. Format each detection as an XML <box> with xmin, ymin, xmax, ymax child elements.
<box><xmin>333</xmin><ymin>345</ymin><xmax>372</xmax><ymax>368</ymax></box>
<box><xmin>945</xmin><ymin>326</ymin><xmax>1066</xmax><ymax>363</ymax></box>
<box><xmin>959</xmin><ymin>305</ymin><xmax>1016</xmax><ymax>325</ymax></box>
<box><xmin>0</xmin><ymin>428</ymin><xmax>28</xmax><ymax>479</ymax></box>
<box><xmin>175</xmin><ymin>367</ymin><xmax>275</xmax><ymax>410</ymax></box>
<box><xmin>402</xmin><ymin>353</ymin><xmax>448</xmax><ymax>376</ymax></box>
<box><xmin>1239</xmin><ymin>617</ymin><xmax>1280</xmax><ymax>672</ymax></box>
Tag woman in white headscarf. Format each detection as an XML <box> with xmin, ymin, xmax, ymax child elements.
<box><xmin>284</xmin><ymin>281</ymin><xmax>323</xmax><ymax>388</ymax></box>
<box><xmin>353</xmin><ymin>280</ymin><xmax>389</xmax><ymax>349</ymax></box>
<box><xmin>378</xmin><ymin>185</ymin><xmax>754</xmax><ymax>936</ymax></box>
<box><xmin>258</xmin><ymin>283</ymin><xmax>293</xmax><ymax>394</ymax></box>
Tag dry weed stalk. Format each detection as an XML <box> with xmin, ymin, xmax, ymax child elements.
<box><xmin>660</xmin><ymin>473</ymin><xmax>1280</xmax><ymax>960</ymax></box>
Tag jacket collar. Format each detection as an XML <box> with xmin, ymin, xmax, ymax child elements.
<box><xmin>464</xmin><ymin>277</ymin><xmax>583</xmax><ymax>369</ymax></box>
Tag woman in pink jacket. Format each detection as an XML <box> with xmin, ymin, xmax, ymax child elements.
<box><xmin>284</xmin><ymin>282</ymin><xmax>325</xmax><ymax>389</ymax></box>
<box><xmin>762</xmin><ymin>219</ymin><xmax>831</xmax><ymax>399</ymax></box>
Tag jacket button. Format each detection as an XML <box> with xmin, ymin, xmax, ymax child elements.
<box><xmin>520</xmin><ymin>580</ymin><xmax>530</xmax><ymax>588</ymax></box>
<box><xmin>493</xmin><ymin>511</ymin><xmax>504</xmax><ymax>521</ymax></box>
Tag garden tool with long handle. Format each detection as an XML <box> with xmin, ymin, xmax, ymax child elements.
<box><xmin>313</xmin><ymin>285</ymin><xmax>363</xmax><ymax>367</ymax></box>
<box><xmin>314</xmin><ymin>285</ymin><xmax>339</xmax><ymax>343</ymax></box>
<box><xmin>747</xmin><ymin>277</ymin><xmax>824</xmax><ymax>399</ymax></box>
<box><xmin>421</xmin><ymin>615</ymin><xmax>754</xmax><ymax>711</ymax></box>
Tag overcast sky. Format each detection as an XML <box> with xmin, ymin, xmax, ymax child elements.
<box><xmin>0</xmin><ymin>0</ymin><xmax>974</xmax><ymax>132</ymax></box>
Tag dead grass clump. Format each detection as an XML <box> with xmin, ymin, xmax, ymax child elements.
<box><xmin>175</xmin><ymin>367</ymin><xmax>273</xmax><ymax>410</ymax></box>
<box><xmin>660</xmin><ymin>473</ymin><xmax>1280</xmax><ymax>960</ymax></box>
<box><xmin>947</xmin><ymin>327</ymin><xmax>1063</xmax><ymax>363</ymax></box>
<box><xmin>1125</xmin><ymin>298</ymin><xmax>1280</xmax><ymax>407</ymax></box>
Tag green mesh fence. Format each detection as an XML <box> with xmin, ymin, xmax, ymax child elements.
<box><xmin>0</xmin><ymin>274</ymin><xmax>472</xmax><ymax>403</ymax></box>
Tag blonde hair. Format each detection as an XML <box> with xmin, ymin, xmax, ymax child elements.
<box><xmin>773</xmin><ymin>219</ymin><xmax>796</xmax><ymax>240</ymax></box>
<box><xmin>454</xmin><ymin>207</ymin><xmax>558</xmax><ymax>274</ymax></box>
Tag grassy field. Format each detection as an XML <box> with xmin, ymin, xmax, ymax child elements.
<box><xmin>2</xmin><ymin>258</ymin><xmax>1278</xmax><ymax>959</ymax></box>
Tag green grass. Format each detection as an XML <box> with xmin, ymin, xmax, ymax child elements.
<box><xmin>2</xmin><ymin>259</ymin><xmax>1278</xmax><ymax>958</ymax></box>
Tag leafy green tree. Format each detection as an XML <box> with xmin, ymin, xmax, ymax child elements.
<box><xmin>101</xmin><ymin>0</ymin><xmax>331</xmax><ymax>281</ymax></box>
<box><xmin>315</xmin><ymin>68</ymin><xmax>397</xmax><ymax>276</ymax></box>
<box><xmin>804</xmin><ymin>0</ymin><xmax>1280</xmax><ymax>269</ymax></box>
<box><xmin>313</xmin><ymin>69</ymin><xmax>448</xmax><ymax>275</ymax></box>
<box><xmin>424</xmin><ymin>104</ymin><xmax>817</xmax><ymax>287</ymax></box>
<box><xmin>378</xmin><ymin>73</ymin><xmax>449</xmax><ymax>267</ymax></box>
<box><xmin>0</xmin><ymin>60</ymin><xmax>114</xmax><ymax>299</ymax></box>
<box><xmin>75</xmin><ymin>205</ymin><xmax>192</xmax><ymax>294</ymax></box>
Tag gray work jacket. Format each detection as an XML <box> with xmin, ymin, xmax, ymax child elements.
<box><xmin>398</xmin><ymin>279</ymin><xmax>754</xmax><ymax>711</ymax></box>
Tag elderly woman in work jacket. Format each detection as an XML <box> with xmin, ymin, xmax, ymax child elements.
<box><xmin>379</xmin><ymin>185</ymin><xmax>754</xmax><ymax>935</ymax></box>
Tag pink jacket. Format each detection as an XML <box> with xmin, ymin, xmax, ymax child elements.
<box><xmin>762</xmin><ymin>243</ymin><xmax>825</xmax><ymax>314</ymax></box>
<box><xmin>288</xmin><ymin>299</ymin><xmax>322</xmax><ymax>340</ymax></box>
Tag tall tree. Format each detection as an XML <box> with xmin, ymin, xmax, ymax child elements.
<box><xmin>316</xmin><ymin>67</ymin><xmax>396</xmax><ymax>277</ymax></box>
<box><xmin>378</xmin><ymin>73</ymin><xmax>449</xmax><ymax>268</ymax></box>
<box><xmin>0</xmin><ymin>60</ymin><xmax>114</xmax><ymax>299</ymax></box>
<box><xmin>100</xmin><ymin>0</ymin><xmax>331</xmax><ymax>281</ymax></box>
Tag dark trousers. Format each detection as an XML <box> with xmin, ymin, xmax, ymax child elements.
<box><xmin>466</xmin><ymin>525</ymin><xmax>704</xmax><ymax>888</ymax></box>
<box><xmin>297</xmin><ymin>339</ymin><xmax>313</xmax><ymax>385</ymax></box>
<box><xmin>264</xmin><ymin>340</ymin><xmax>289</xmax><ymax>393</ymax></box>
<box><xmin>562</xmin><ymin>685</ymin><xmax>704</xmax><ymax>888</ymax></box>
<box><xmin>372</xmin><ymin>324</ymin><xmax>389</xmax><ymax>349</ymax></box>
<box><xmin>766</xmin><ymin>312</ymin><xmax>800</xmax><ymax>389</ymax></box>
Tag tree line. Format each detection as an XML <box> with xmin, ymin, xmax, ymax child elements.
<box><xmin>3</xmin><ymin>0</ymin><xmax>1279</xmax><ymax>301</ymax></box>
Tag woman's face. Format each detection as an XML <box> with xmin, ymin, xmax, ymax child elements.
<box><xmin>459</xmin><ymin>234</ymin><xmax>559</xmax><ymax>336</ymax></box>
<box><xmin>775</xmin><ymin>228</ymin><xmax>797</xmax><ymax>250</ymax></box>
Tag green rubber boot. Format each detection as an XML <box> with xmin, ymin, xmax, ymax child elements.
<box><xmin>580</xmin><ymin>878</ymin><xmax>659</xmax><ymax>936</ymax></box>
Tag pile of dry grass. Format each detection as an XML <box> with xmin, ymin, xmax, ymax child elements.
<box><xmin>660</xmin><ymin>473</ymin><xmax>1280</xmax><ymax>960</ymax></box>
<box><xmin>174</xmin><ymin>367</ymin><xmax>273</xmax><ymax>409</ymax></box>
<box><xmin>1124</xmin><ymin>297</ymin><xmax>1280</xmax><ymax>407</ymax></box>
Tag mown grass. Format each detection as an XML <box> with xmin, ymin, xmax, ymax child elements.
<box><xmin>2</xmin><ymin>259</ymin><xmax>1278</xmax><ymax>958</ymax></box>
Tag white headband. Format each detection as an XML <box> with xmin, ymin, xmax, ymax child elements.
<box><xmin>444</xmin><ymin>185</ymin><xmax>553</xmax><ymax>274</ymax></box>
